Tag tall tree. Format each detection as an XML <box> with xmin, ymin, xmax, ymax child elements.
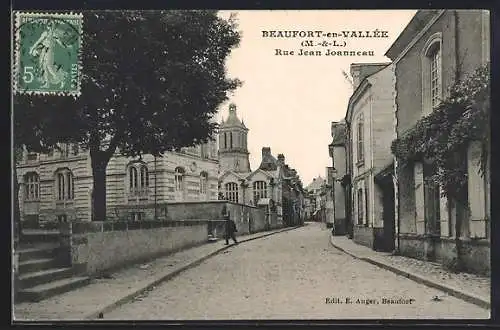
<box><xmin>14</xmin><ymin>10</ymin><xmax>241</xmax><ymax>221</ymax></box>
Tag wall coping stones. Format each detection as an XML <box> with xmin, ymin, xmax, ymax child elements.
<box><xmin>114</xmin><ymin>200</ymin><xmax>261</xmax><ymax>210</ymax></box>
<box><xmin>70</xmin><ymin>219</ymin><xmax>210</xmax><ymax>234</ymax></box>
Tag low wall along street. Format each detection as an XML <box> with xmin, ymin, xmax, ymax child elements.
<box><xmin>398</xmin><ymin>234</ymin><xmax>490</xmax><ymax>275</ymax></box>
<box><xmin>67</xmin><ymin>220</ymin><xmax>208</xmax><ymax>276</ymax></box>
<box><xmin>59</xmin><ymin>201</ymin><xmax>284</xmax><ymax>276</ymax></box>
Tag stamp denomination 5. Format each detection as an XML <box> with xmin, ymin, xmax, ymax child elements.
<box><xmin>13</xmin><ymin>11</ymin><xmax>83</xmax><ymax>96</ymax></box>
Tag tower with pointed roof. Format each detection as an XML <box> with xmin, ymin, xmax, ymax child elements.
<box><xmin>218</xmin><ymin>103</ymin><xmax>251</xmax><ymax>173</ymax></box>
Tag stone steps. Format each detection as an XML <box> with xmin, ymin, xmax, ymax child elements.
<box><xmin>16</xmin><ymin>238</ymin><xmax>91</xmax><ymax>303</ymax></box>
<box><xmin>19</xmin><ymin>258</ymin><xmax>59</xmax><ymax>274</ymax></box>
<box><xmin>19</xmin><ymin>267</ymin><xmax>75</xmax><ymax>289</ymax></box>
<box><xmin>20</xmin><ymin>230</ymin><xmax>60</xmax><ymax>245</ymax></box>
<box><xmin>17</xmin><ymin>276</ymin><xmax>91</xmax><ymax>303</ymax></box>
<box><xmin>18</xmin><ymin>244</ymin><xmax>60</xmax><ymax>262</ymax></box>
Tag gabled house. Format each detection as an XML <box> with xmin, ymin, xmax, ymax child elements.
<box><xmin>305</xmin><ymin>176</ymin><xmax>326</xmax><ymax>223</ymax></box>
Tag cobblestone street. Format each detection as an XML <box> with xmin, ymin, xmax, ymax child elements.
<box><xmin>103</xmin><ymin>222</ymin><xmax>489</xmax><ymax>320</ymax></box>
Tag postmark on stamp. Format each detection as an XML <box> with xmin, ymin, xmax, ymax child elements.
<box><xmin>13</xmin><ymin>12</ymin><xmax>83</xmax><ymax>96</ymax></box>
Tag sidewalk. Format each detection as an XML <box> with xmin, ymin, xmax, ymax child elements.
<box><xmin>330</xmin><ymin>235</ymin><xmax>490</xmax><ymax>309</ymax></box>
<box><xmin>13</xmin><ymin>226</ymin><xmax>299</xmax><ymax>321</ymax></box>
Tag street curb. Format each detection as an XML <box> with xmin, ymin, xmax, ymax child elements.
<box><xmin>329</xmin><ymin>236</ymin><xmax>490</xmax><ymax>310</ymax></box>
<box><xmin>86</xmin><ymin>225</ymin><xmax>301</xmax><ymax>319</ymax></box>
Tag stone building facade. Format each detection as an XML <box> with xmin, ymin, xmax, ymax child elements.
<box><xmin>17</xmin><ymin>140</ymin><xmax>219</xmax><ymax>225</ymax></box>
<box><xmin>344</xmin><ymin>62</ymin><xmax>396</xmax><ymax>250</ymax></box>
<box><xmin>217</xmin><ymin>104</ymin><xmax>305</xmax><ymax>226</ymax></box>
<box><xmin>328</xmin><ymin>120</ymin><xmax>348</xmax><ymax>235</ymax></box>
<box><xmin>385</xmin><ymin>10</ymin><xmax>490</xmax><ymax>274</ymax></box>
<box><xmin>305</xmin><ymin>176</ymin><xmax>326</xmax><ymax>223</ymax></box>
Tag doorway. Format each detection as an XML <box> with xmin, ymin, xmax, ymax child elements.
<box><xmin>380</xmin><ymin>178</ymin><xmax>396</xmax><ymax>252</ymax></box>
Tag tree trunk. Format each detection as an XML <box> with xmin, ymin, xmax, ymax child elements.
<box><xmin>91</xmin><ymin>154</ymin><xmax>109</xmax><ymax>222</ymax></box>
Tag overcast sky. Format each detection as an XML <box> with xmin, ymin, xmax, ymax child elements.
<box><xmin>216</xmin><ymin>10</ymin><xmax>417</xmax><ymax>186</ymax></box>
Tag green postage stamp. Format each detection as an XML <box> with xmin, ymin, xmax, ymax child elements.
<box><xmin>13</xmin><ymin>12</ymin><xmax>83</xmax><ymax>96</ymax></box>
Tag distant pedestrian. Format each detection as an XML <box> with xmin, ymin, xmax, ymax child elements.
<box><xmin>224</xmin><ymin>213</ymin><xmax>238</xmax><ymax>245</ymax></box>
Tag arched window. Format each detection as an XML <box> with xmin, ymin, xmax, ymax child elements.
<box><xmin>200</xmin><ymin>172</ymin><xmax>208</xmax><ymax>195</ymax></box>
<box><xmin>421</xmin><ymin>33</ymin><xmax>442</xmax><ymax>115</ymax></box>
<box><xmin>129</xmin><ymin>167</ymin><xmax>138</xmax><ymax>190</ymax></box>
<box><xmin>253</xmin><ymin>180</ymin><xmax>267</xmax><ymax>205</ymax></box>
<box><xmin>429</xmin><ymin>44</ymin><xmax>441</xmax><ymax>109</ymax></box>
<box><xmin>128</xmin><ymin>163</ymin><xmax>149</xmax><ymax>196</ymax></box>
<box><xmin>55</xmin><ymin>169</ymin><xmax>74</xmax><ymax>201</ymax></box>
<box><xmin>24</xmin><ymin>172</ymin><xmax>39</xmax><ymax>201</ymax></box>
<box><xmin>140</xmin><ymin>165</ymin><xmax>149</xmax><ymax>188</ymax></box>
<box><xmin>175</xmin><ymin>167</ymin><xmax>185</xmax><ymax>192</ymax></box>
<box><xmin>225</xmin><ymin>182</ymin><xmax>239</xmax><ymax>203</ymax></box>
<box><xmin>230</xmin><ymin>132</ymin><xmax>233</xmax><ymax>149</ymax></box>
<box><xmin>224</xmin><ymin>132</ymin><xmax>227</xmax><ymax>149</ymax></box>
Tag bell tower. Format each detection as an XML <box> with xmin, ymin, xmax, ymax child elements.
<box><xmin>218</xmin><ymin>103</ymin><xmax>251</xmax><ymax>173</ymax></box>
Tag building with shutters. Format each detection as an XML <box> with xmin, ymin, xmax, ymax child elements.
<box><xmin>386</xmin><ymin>10</ymin><xmax>490</xmax><ymax>274</ymax></box>
<box><xmin>344</xmin><ymin>62</ymin><xmax>396</xmax><ymax>251</ymax></box>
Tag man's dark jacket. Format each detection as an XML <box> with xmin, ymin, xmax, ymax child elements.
<box><xmin>224</xmin><ymin>219</ymin><xmax>237</xmax><ymax>236</ymax></box>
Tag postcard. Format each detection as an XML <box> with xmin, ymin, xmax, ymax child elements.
<box><xmin>12</xmin><ymin>9</ymin><xmax>491</xmax><ymax>322</ymax></box>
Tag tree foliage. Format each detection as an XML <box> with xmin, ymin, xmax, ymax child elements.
<box><xmin>391</xmin><ymin>63</ymin><xmax>490</xmax><ymax>202</ymax></box>
<box><xmin>14</xmin><ymin>10</ymin><xmax>241</xmax><ymax>221</ymax></box>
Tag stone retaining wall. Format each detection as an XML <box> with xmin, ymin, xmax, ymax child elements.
<box><xmin>67</xmin><ymin>220</ymin><xmax>209</xmax><ymax>276</ymax></box>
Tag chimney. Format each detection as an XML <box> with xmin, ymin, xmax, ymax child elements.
<box><xmin>350</xmin><ymin>63</ymin><xmax>389</xmax><ymax>90</ymax></box>
<box><xmin>277</xmin><ymin>154</ymin><xmax>285</xmax><ymax>166</ymax></box>
<box><xmin>262</xmin><ymin>147</ymin><xmax>271</xmax><ymax>158</ymax></box>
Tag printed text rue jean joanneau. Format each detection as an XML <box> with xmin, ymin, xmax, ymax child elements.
<box><xmin>275</xmin><ymin>48</ymin><xmax>375</xmax><ymax>57</ymax></box>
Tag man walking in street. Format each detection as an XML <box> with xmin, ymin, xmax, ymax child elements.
<box><xmin>224</xmin><ymin>212</ymin><xmax>238</xmax><ymax>245</ymax></box>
